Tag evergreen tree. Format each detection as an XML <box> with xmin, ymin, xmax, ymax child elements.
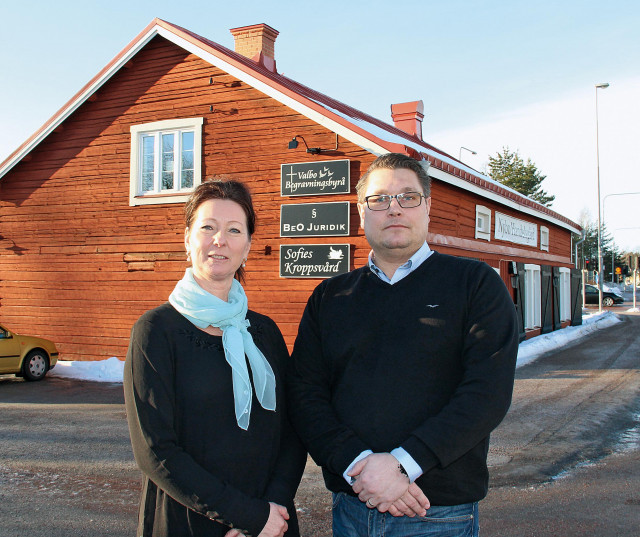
<box><xmin>488</xmin><ymin>147</ymin><xmax>555</xmax><ymax>207</ymax></box>
<box><xmin>573</xmin><ymin>214</ymin><xmax>623</xmax><ymax>281</ymax></box>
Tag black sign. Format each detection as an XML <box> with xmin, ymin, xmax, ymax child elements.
<box><xmin>280</xmin><ymin>244</ymin><xmax>350</xmax><ymax>278</ymax></box>
<box><xmin>281</xmin><ymin>202</ymin><xmax>350</xmax><ymax>237</ymax></box>
<box><xmin>281</xmin><ymin>160</ymin><xmax>350</xmax><ymax>196</ymax></box>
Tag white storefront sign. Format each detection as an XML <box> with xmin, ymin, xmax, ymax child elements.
<box><xmin>494</xmin><ymin>212</ymin><xmax>538</xmax><ymax>247</ymax></box>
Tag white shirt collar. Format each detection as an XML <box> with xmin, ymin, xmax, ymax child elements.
<box><xmin>368</xmin><ymin>242</ymin><xmax>433</xmax><ymax>285</ymax></box>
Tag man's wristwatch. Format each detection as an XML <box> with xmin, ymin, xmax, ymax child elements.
<box><xmin>398</xmin><ymin>463</ymin><xmax>408</xmax><ymax>478</ymax></box>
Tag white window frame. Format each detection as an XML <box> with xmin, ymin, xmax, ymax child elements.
<box><xmin>524</xmin><ymin>263</ymin><xmax>541</xmax><ymax>330</ymax></box>
<box><xmin>129</xmin><ymin>117</ymin><xmax>204</xmax><ymax>206</ymax></box>
<box><xmin>475</xmin><ymin>205</ymin><xmax>491</xmax><ymax>241</ymax></box>
<box><xmin>540</xmin><ymin>226</ymin><xmax>550</xmax><ymax>252</ymax></box>
<box><xmin>559</xmin><ymin>267</ymin><xmax>571</xmax><ymax>321</ymax></box>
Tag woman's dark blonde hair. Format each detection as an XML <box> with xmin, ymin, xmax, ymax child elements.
<box><xmin>184</xmin><ymin>179</ymin><xmax>256</xmax><ymax>283</ymax></box>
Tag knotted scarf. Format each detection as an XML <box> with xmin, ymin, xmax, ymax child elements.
<box><xmin>169</xmin><ymin>268</ymin><xmax>276</xmax><ymax>430</ymax></box>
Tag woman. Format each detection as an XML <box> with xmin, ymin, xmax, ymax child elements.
<box><xmin>124</xmin><ymin>180</ymin><xmax>306</xmax><ymax>537</ymax></box>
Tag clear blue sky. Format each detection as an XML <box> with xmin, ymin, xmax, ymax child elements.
<box><xmin>2</xmin><ymin>0</ymin><xmax>639</xmax><ymax>250</ymax></box>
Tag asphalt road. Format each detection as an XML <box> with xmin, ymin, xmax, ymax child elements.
<box><xmin>0</xmin><ymin>310</ymin><xmax>638</xmax><ymax>537</ymax></box>
<box><xmin>0</xmin><ymin>378</ymin><xmax>139</xmax><ymax>536</ymax></box>
<box><xmin>481</xmin><ymin>309</ymin><xmax>640</xmax><ymax>536</ymax></box>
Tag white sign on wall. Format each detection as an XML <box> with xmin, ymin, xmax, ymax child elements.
<box><xmin>494</xmin><ymin>212</ymin><xmax>538</xmax><ymax>247</ymax></box>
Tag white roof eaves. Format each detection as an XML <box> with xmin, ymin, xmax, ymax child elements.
<box><xmin>428</xmin><ymin>166</ymin><xmax>581</xmax><ymax>234</ymax></box>
<box><xmin>163</xmin><ymin>30</ymin><xmax>393</xmax><ymax>157</ymax></box>
<box><xmin>296</xmin><ymin>101</ymin><xmax>580</xmax><ymax>232</ymax></box>
<box><xmin>0</xmin><ymin>22</ymin><xmax>388</xmax><ymax>180</ymax></box>
<box><xmin>0</xmin><ymin>23</ymin><xmax>582</xmax><ymax>236</ymax></box>
<box><xmin>0</xmin><ymin>26</ymin><xmax>162</xmax><ymax>180</ymax></box>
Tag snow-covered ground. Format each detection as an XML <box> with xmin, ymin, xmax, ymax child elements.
<box><xmin>49</xmin><ymin>310</ymin><xmax>627</xmax><ymax>383</ymax></box>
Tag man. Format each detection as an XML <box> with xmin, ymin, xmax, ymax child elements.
<box><xmin>288</xmin><ymin>153</ymin><xmax>518</xmax><ymax>536</ymax></box>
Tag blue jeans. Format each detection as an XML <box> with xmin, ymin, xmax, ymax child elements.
<box><xmin>332</xmin><ymin>492</ymin><xmax>479</xmax><ymax>537</ymax></box>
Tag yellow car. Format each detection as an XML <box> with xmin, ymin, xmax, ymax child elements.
<box><xmin>0</xmin><ymin>324</ymin><xmax>59</xmax><ymax>381</ymax></box>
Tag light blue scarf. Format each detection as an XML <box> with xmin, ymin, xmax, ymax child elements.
<box><xmin>168</xmin><ymin>268</ymin><xmax>276</xmax><ymax>430</ymax></box>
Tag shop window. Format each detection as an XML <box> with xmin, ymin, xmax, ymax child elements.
<box><xmin>540</xmin><ymin>226</ymin><xmax>549</xmax><ymax>252</ymax></box>
<box><xmin>475</xmin><ymin>205</ymin><xmax>491</xmax><ymax>241</ymax></box>
<box><xmin>524</xmin><ymin>264</ymin><xmax>541</xmax><ymax>329</ymax></box>
<box><xmin>129</xmin><ymin>117</ymin><xmax>203</xmax><ymax>206</ymax></box>
<box><xmin>559</xmin><ymin>267</ymin><xmax>571</xmax><ymax>321</ymax></box>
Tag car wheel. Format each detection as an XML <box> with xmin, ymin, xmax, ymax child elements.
<box><xmin>22</xmin><ymin>350</ymin><xmax>49</xmax><ymax>381</ymax></box>
<box><xmin>602</xmin><ymin>296</ymin><xmax>614</xmax><ymax>307</ymax></box>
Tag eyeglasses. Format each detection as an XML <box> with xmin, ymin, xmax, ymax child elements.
<box><xmin>364</xmin><ymin>191</ymin><xmax>425</xmax><ymax>211</ymax></box>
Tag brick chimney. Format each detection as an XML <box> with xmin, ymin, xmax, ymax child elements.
<box><xmin>230</xmin><ymin>24</ymin><xmax>279</xmax><ymax>73</ymax></box>
<box><xmin>390</xmin><ymin>100</ymin><xmax>424</xmax><ymax>140</ymax></box>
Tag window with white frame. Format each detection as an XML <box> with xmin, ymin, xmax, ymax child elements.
<box><xmin>559</xmin><ymin>267</ymin><xmax>571</xmax><ymax>321</ymax></box>
<box><xmin>524</xmin><ymin>264</ymin><xmax>541</xmax><ymax>329</ymax></box>
<box><xmin>475</xmin><ymin>205</ymin><xmax>491</xmax><ymax>241</ymax></box>
<box><xmin>540</xmin><ymin>226</ymin><xmax>549</xmax><ymax>252</ymax></box>
<box><xmin>130</xmin><ymin>117</ymin><xmax>203</xmax><ymax>206</ymax></box>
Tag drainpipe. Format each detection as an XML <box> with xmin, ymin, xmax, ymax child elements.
<box><xmin>574</xmin><ymin>232</ymin><xmax>586</xmax><ymax>269</ymax></box>
<box><xmin>574</xmin><ymin>232</ymin><xmax>586</xmax><ymax>307</ymax></box>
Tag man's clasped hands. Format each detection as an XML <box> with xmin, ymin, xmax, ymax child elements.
<box><xmin>349</xmin><ymin>453</ymin><xmax>430</xmax><ymax>517</ymax></box>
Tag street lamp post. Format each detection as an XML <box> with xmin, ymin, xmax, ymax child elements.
<box><xmin>459</xmin><ymin>146</ymin><xmax>477</xmax><ymax>161</ymax></box>
<box><xmin>595</xmin><ymin>82</ymin><xmax>609</xmax><ymax>313</ymax></box>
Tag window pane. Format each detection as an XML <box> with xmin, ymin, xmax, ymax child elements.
<box><xmin>182</xmin><ymin>131</ymin><xmax>194</xmax><ymax>151</ymax></box>
<box><xmin>162</xmin><ymin>172</ymin><xmax>173</xmax><ymax>190</ymax></box>
<box><xmin>141</xmin><ymin>136</ymin><xmax>155</xmax><ymax>192</ymax></box>
<box><xmin>162</xmin><ymin>154</ymin><xmax>174</xmax><ymax>172</ymax></box>
<box><xmin>182</xmin><ymin>151</ymin><xmax>193</xmax><ymax>170</ymax></box>
<box><xmin>161</xmin><ymin>133</ymin><xmax>175</xmax><ymax>190</ymax></box>
<box><xmin>181</xmin><ymin>170</ymin><xmax>194</xmax><ymax>189</ymax></box>
<box><xmin>142</xmin><ymin>172</ymin><xmax>154</xmax><ymax>192</ymax></box>
<box><xmin>181</xmin><ymin>131</ymin><xmax>195</xmax><ymax>190</ymax></box>
<box><xmin>162</xmin><ymin>133</ymin><xmax>174</xmax><ymax>153</ymax></box>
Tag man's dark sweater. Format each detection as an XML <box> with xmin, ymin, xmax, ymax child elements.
<box><xmin>288</xmin><ymin>252</ymin><xmax>518</xmax><ymax>506</ymax></box>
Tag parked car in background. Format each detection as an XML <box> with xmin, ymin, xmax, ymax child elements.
<box><xmin>0</xmin><ymin>325</ymin><xmax>59</xmax><ymax>381</ymax></box>
<box><xmin>584</xmin><ymin>284</ymin><xmax>624</xmax><ymax>307</ymax></box>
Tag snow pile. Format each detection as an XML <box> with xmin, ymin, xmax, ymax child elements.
<box><xmin>516</xmin><ymin>311</ymin><xmax>621</xmax><ymax>368</ymax></box>
<box><xmin>50</xmin><ymin>356</ymin><xmax>124</xmax><ymax>383</ymax></box>
<box><xmin>49</xmin><ymin>312</ymin><xmax>622</xmax><ymax>383</ymax></box>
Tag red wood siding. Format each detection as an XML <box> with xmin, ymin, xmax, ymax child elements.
<box><xmin>0</xmin><ymin>35</ymin><xmax>574</xmax><ymax>360</ymax></box>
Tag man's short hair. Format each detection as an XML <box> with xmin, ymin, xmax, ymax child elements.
<box><xmin>356</xmin><ymin>153</ymin><xmax>431</xmax><ymax>202</ymax></box>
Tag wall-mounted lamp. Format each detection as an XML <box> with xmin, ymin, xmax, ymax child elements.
<box><xmin>287</xmin><ymin>134</ymin><xmax>339</xmax><ymax>154</ymax></box>
<box><xmin>288</xmin><ymin>135</ymin><xmax>321</xmax><ymax>154</ymax></box>
<box><xmin>288</xmin><ymin>138</ymin><xmax>299</xmax><ymax>150</ymax></box>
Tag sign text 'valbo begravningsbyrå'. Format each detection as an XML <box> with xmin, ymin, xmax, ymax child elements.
<box><xmin>281</xmin><ymin>160</ymin><xmax>350</xmax><ymax>196</ymax></box>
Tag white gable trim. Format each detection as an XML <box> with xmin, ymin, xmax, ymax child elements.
<box><xmin>155</xmin><ymin>27</ymin><xmax>391</xmax><ymax>157</ymax></box>
<box><xmin>167</xmin><ymin>30</ymin><xmax>579</xmax><ymax>233</ymax></box>
<box><xmin>0</xmin><ymin>27</ymin><xmax>160</xmax><ymax>179</ymax></box>
<box><xmin>1</xmin><ymin>21</ymin><xmax>580</xmax><ymax>236</ymax></box>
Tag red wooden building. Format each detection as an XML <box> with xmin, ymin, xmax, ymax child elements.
<box><xmin>0</xmin><ymin>19</ymin><xmax>581</xmax><ymax>361</ymax></box>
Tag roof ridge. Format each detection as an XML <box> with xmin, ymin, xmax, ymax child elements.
<box><xmin>0</xmin><ymin>18</ymin><xmax>580</xmax><ymax>232</ymax></box>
